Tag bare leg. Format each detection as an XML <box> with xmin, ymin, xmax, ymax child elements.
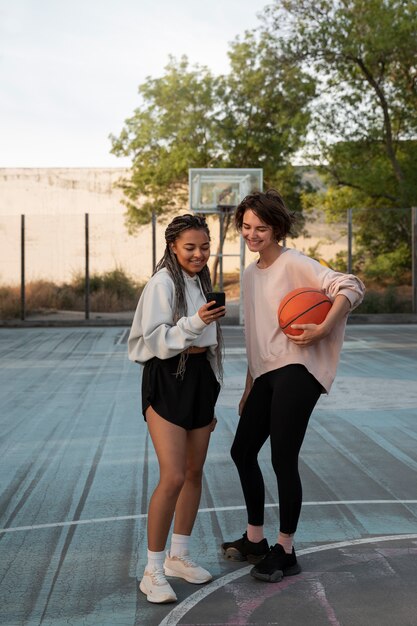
<box><xmin>146</xmin><ymin>406</ymin><xmax>188</xmax><ymax>551</ymax></box>
<box><xmin>173</xmin><ymin>423</ymin><xmax>213</xmax><ymax>535</ymax></box>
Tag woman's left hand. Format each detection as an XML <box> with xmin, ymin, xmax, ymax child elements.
<box><xmin>287</xmin><ymin>323</ymin><xmax>330</xmax><ymax>346</ymax></box>
<box><xmin>289</xmin><ymin>295</ymin><xmax>350</xmax><ymax>346</ymax></box>
<box><xmin>198</xmin><ymin>302</ymin><xmax>226</xmax><ymax>325</ymax></box>
<box><xmin>209</xmin><ymin>417</ymin><xmax>217</xmax><ymax>432</ymax></box>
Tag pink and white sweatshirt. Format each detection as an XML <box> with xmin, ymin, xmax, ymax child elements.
<box><xmin>243</xmin><ymin>248</ymin><xmax>365</xmax><ymax>393</ymax></box>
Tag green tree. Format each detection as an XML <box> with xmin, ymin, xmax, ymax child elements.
<box><xmin>218</xmin><ymin>31</ymin><xmax>315</xmax><ymax>197</ymax></box>
<box><xmin>110</xmin><ymin>43</ymin><xmax>316</xmax><ymax>283</ymax></box>
<box><xmin>110</xmin><ymin>56</ymin><xmax>222</xmax><ymax>232</ymax></box>
<box><xmin>111</xmin><ymin>38</ymin><xmax>315</xmax><ymax>231</ymax></box>
<box><xmin>264</xmin><ymin>0</ymin><xmax>417</xmax><ymax>277</ymax></box>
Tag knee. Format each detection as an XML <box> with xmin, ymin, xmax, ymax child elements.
<box><xmin>230</xmin><ymin>440</ymin><xmax>241</xmax><ymax>466</ymax></box>
<box><xmin>271</xmin><ymin>455</ymin><xmax>284</xmax><ymax>478</ymax></box>
<box><xmin>271</xmin><ymin>453</ymin><xmax>297</xmax><ymax>480</ymax></box>
<box><xmin>231</xmin><ymin>440</ymin><xmax>252</xmax><ymax>469</ymax></box>
<box><xmin>159</xmin><ymin>471</ymin><xmax>185</xmax><ymax>497</ymax></box>
<box><xmin>185</xmin><ymin>466</ymin><xmax>203</xmax><ymax>487</ymax></box>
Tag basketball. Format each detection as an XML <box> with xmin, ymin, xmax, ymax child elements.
<box><xmin>278</xmin><ymin>288</ymin><xmax>332</xmax><ymax>336</ymax></box>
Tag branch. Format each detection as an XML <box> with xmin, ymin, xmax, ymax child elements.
<box><xmin>352</xmin><ymin>56</ymin><xmax>405</xmax><ymax>185</ymax></box>
<box><xmin>324</xmin><ymin>165</ymin><xmax>399</xmax><ymax>203</ymax></box>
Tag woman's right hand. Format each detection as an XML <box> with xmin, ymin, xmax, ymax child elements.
<box><xmin>198</xmin><ymin>302</ymin><xmax>226</xmax><ymax>325</ymax></box>
<box><xmin>239</xmin><ymin>369</ymin><xmax>253</xmax><ymax>416</ymax></box>
<box><xmin>238</xmin><ymin>391</ymin><xmax>250</xmax><ymax>416</ymax></box>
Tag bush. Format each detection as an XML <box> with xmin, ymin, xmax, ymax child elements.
<box><xmin>0</xmin><ymin>285</ymin><xmax>20</xmax><ymax>318</ymax></box>
<box><xmin>363</xmin><ymin>243</ymin><xmax>411</xmax><ymax>283</ymax></box>
<box><xmin>355</xmin><ymin>286</ymin><xmax>411</xmax><ymax>314</ymax></box>
<box><xmin>0</xmin><ymin>269</ymin><xmax>144</xmax><ymax>319</ymax></box>
<box><xmin>101</xmin><ymin>269</ymin><xmax>138</xmax><ymax>300</ymax></box>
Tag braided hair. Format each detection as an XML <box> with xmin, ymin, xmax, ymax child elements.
<box><xmin>154</xmin><ymin>214</ymin><xmax>223</xmax><ymax>381</ymax></box>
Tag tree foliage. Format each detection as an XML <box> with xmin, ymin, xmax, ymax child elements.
<box><xmin>264</xmin><ymin>0</ymin><xmax>417</xmax><ymax>276</ymax></box>
<box><xmin>110</xmin><ymin>37</ymin><xmax>315</xmax><ymax>232</ymax></box>
<box><xmin>110</xmin><ymin>57</ymin><xmax>222</xmax><ymax>231</ymax></box>
<box><xmin>217</xmin><ymin>31</ymin><xmax>315</xmax><ymax>187</ymax></box>
<box><xmin>111</xmin><ymin>0</ymin><xmax>417</xmax><ymax>282</ymax></box>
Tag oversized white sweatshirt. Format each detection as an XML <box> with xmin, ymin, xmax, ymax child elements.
<box><xmin>128</xmin><ymin>268</ymin><xmax>218</xmax><ymax>373</ymax></box>
<box><xmin>243</xmin><ymin>248</ymin><xmax>365</xmax><ymax>393</ymax></box>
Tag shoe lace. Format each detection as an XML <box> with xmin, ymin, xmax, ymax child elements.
<box><xmin>149</xmin><ymin>569</ymin><xmax>168</xmax><ymax>585</ymax></box>
<box><xmin>175</xmin><ymin>555</ymin><xmax>197</xmax><ymax>567</ymax></box>
<box><xmin>264</xmin><ymin>544</ymin><xmax>285</xmax><ymax>564</ymax></box>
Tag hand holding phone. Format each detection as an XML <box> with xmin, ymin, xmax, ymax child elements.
<box><xmin>199</xmin><ymin>292</ymin><xmax>226</xmax><ymax>324</ymax></box>
<box><xmin>206</xmin><ymin>292</ymin><xmax>226</xmax><ymax>311</ymax></box>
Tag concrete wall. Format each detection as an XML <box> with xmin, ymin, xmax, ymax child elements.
<box><xmin>0</xmin><ymin>168</ymin><xmax>128</xmax><ymax>215</ymax></box>
<box><xmin>0</xmin><ymin>168</ymin><xmax>346</xmax><ymax>285</ymax></box>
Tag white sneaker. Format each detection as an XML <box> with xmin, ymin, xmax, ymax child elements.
<box><xmin>139</xmin><ymin>569</ymin><xmax>177</xmax><ymax>603</ymax></box>
<box><xmin>164</xmin><ymin>552</ymin><xmax>213</xmax><ymax>584</ymax></box>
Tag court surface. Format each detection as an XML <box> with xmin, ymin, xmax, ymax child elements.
<box><xmin>1</xmin><ymin>324</ymin><xmax>417</xmax><ymax>626</ymax></box>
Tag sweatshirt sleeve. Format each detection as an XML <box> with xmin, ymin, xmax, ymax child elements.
<box><xmin>290</xmin><ymin>253</ymin><xmax>365</xmax><ymax>310</ymax></box>
<box><xmin>322</xmin><ymin>269</ymin><xmax>365</xmax><ymax>309</ymax></box>
<box><xmin>138</xmin><ymin>277</ymin><xmax>207</xmax><ymax>359</ymax></box>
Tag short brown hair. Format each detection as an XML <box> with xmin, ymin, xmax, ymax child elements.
<box><xmin>234</xmin><ymin>189</ymin><xmax>296</xmax><ymax>241</ymax></box>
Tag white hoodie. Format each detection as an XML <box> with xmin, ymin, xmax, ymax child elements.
<box><xmin>128</xmin><ymin>268</ymin><xmax>218</xmax><ymax>373</ymax></box>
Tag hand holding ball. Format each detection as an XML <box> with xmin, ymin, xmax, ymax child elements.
<box><xmin>278</xmin><ymin>288</ymin><xmax>332</xmax><ymax>336</ymax></box>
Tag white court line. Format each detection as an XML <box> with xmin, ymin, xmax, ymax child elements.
<box><xmin>225</xmin><ymin>341</ymin><xmax>417</xmax><ymax>356</ymax></box>
<box><xmin>158</xmin><ymin>533</ymin><xmax>417</xmax><ymax>626</ymax></box>
<box><xmin>1</xmin><ymin>500</ymin><xmax>417</xmax><ymax>534</ymax></box>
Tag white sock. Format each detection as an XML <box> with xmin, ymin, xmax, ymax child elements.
<box><xmin>170</xmin><ymin>533</ymin><xmax>191</xmax><ymax>557</ymax></box>
<box><xmin>146</xmin><ymin>549</ymin><xmax>165</xmax><ymax>572</ymax></box>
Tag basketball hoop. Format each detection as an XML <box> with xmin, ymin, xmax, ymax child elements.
<box><xmin>188</xmin><ymin>168</ymin><xmax>263</xmax><ymax>324</ymax></box>
<box><xmin>217</xmin><ymin>204</ymin><xmax>236</xmax><ymax>213</ymax></box>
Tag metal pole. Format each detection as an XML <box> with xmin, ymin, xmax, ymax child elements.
<box><xmin>85</xmin><ymin>213</ymin><xmax>90</xmax><ymax>320</ymax></box>
<box><xmin>20</xmin><ymin>214</ymin><xmax>25</xmax><ymax>321</ymax></box>
<box><xmin>219</xmin><ymin>211</ymin><xmax>224</xmax><ymax>291</ymax></box>
<box><xmin>347</xmin><ymin>208</ymin><xmax>353</xmax><ymax>273</ymax></box>
<box><xmin>152</xmin><ymin>210</ymin><xmax>156</xmax><ymax>272</ymax></box>
<box><xmin>412</xmin><ymin>206</ymin><xmax>417</xmax><ymax>314</ymax></box>
<box><xmin>239</xmin><ymin>233</ymin><xmax>245</xmax><ymax>326</ymax></box>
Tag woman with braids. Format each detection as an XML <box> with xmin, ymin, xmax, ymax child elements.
<box><xmin>221</xmin><ymin>189</ymin><xmax>364</xmax><ymax>583</ymax></box>
<box><xmin>128</xmin><ymin>214</ymin><xmax>225</xmax><ymax>604</ymax></box>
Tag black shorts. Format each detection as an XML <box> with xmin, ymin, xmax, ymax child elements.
<box><xmin>141</xmin><ymin>352</ymin><xmax>221</xmax><ymax>431</ymax></box>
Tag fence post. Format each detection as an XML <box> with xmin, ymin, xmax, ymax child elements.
<box><xmin>85</xmin><ymin>213</ymin><xmax>90</xmax><ymax>320</ymax></box>
<box><xmin>20</xmin><ymin>214</ymin><xmax>25</xmax><ymax>321</ymax></box>
<box><xmin>239</xmin><ymin>234</ymin><xmax>245</xmax><ymax>325</ymax></box>
<box><xmin>152</xmin><ymin>210</ymin><xmax>156</xmax><ymax>272</ymax></box>
<box><xmin>347</xmin><ymin>208</ymin><xmax>353</xmax><ymax>274</ymax></box>
<box><xmin>219</xmin><ymin>210</ymin><xmax>224</xmax><ymax>291</ymax></box>
<box><xmin>412</xmin><ymin>207</ymin><xmax>417</xmax><ymax>314</ymax></box>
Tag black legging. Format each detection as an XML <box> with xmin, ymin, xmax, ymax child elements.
<box><xmin>231</xmin><ymin>364</ymin><xmax>322</xmax><ymax>534</ymax></box>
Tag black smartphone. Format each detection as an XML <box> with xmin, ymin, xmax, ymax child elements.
<box><xmin>206</xmin><ymin>292</ymin><xmax>226</xmax><ymax>311</ymax></box>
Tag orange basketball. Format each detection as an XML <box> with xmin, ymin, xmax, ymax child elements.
<box><xmin>278</xmin><ymin>288</ymin><xmax>332</xmax><ymax>336</ymax></box>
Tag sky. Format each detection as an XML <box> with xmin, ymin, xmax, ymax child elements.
<box><xmin>0</xmin><ymin>0</ymin><xmax>270</xmax><ymax>168</ymax></box>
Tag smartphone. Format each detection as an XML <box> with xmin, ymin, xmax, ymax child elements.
<box><xmin>206</xmin><ymin>291</ymin><xmax>226</xmax><ymax>311</ymax></box>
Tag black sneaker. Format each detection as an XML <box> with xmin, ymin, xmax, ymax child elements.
<box><xmin>221</xmin><ymin>532</ymin><xmax>269</xmax><ymax>564</ymax></box>
<box><xmin>250</xmin><ymin>544</ymin><xmax>301</xmax><ymax>582</ymax></box>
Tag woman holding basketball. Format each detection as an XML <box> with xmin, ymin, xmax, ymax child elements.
<box><xmin>221</xmin><ymin>189</ymin><xmax>364</xmax><ymax>582</ymax></box>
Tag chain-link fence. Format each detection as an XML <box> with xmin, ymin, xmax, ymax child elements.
<box><xmin>1</xmin><ymin>208</ymin><xmax>415</xmax><ymax>322</ymax></box>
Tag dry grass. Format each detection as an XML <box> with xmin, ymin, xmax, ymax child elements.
<box><xmin>222</xmin><ymin>272</ymin><xmax>240</xmax><ymax>300</ymax></box>
<box><xmin>0</xmin><ymin>285</ymin><xmax>21</xmax><ymax>319</ymax></box>
<box><xmin>1</xmin><ymin>271</ymin><xmax>413</xmax><ymax>319</ymax></box>
<box><xmin>0</xmin><ymin>271</ymin><xmax>144</xmax><ymax>319</ymax></box>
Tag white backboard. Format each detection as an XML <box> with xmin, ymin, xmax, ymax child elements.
<box><xmin>189</xmin><ymin>168</ymin><xmax>263</xmax><ymax>212</ymax></box>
